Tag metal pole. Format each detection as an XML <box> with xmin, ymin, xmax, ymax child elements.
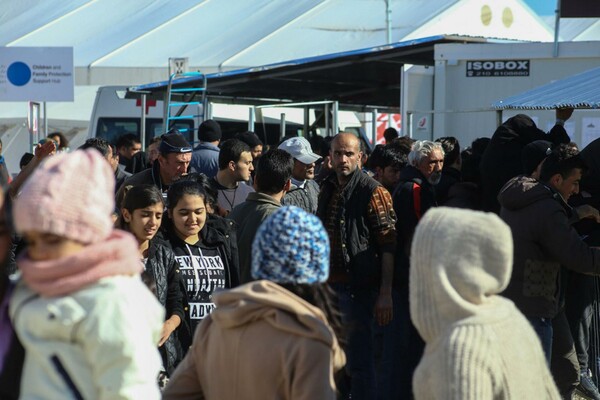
<box><xmin>407</xmin><ymin>112</ymin><xmax>413</xmax><ymax>138</ymax></box>
<box><xmin>140</xmin><ymin>94</ymin><xmax>147</xmax><ymax>149</ymax></box>
<box><xmin>280</xmin><ymin>113</ymin><xmax>286</xmax><ymax>141</ymax></box>
<box><xmin>163</xmin><ymin>91</ymin><xmax>169</xmax><ymax>132</ymax></box>
<box><xmin>324</xmin><ymin>104</ymin><xmax>330</xmax><ymax>136</ymax></box>
<box><xmin>372</xmin><ymin>109</ymin><xmax>378</xmax><ymax>144</ymax></box>
<box><xmin>304</xmin><ymin>107</ymin><xmax>310</xmax><ymax>137</ymax></box>
<box><xmin>205</xmin><ymin>102</ymin><xmax>213</xmax><ymax>120</ymax></box>
<box><xmin>43</xmin><ymin>101</ymin><xmax>48</xmax><ymax>138</ymax></box>
<box><xmin>496</xmin><ymin>110</ymin><xmax>503</xmax><ymax>127</ymax></box>
<box><xmin>553</xmin><ymin>0</ymin><xmax>561</xmax><ymax>57</ymax></box>
<box><xmin>248</xmin><ymin>107</ymin><xmax>255</xmax><ymax>132</ymax></box>
<box><xmin>385</xmin><ymin>0</ymin><xmax>392</xmax><ymax>44</ymax></box>
<box><xmin>28</xmin><ymin>102</ymin><xmax>33</xmax><ymax>151</ymax></box>
<box><xmin>332</xmin><ymin>101</ymin><xmax>339</xmax><ymax>136</ymax></box>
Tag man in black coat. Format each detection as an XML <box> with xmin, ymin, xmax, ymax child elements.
<box><xmin>392</xmin><ymin>139</ymin><xmax>444</xmax><ymax>398</ymax></box>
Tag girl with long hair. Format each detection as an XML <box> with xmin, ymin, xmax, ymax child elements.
<box><xmin>163</xmin><ymin>206</ymin><xmax>345</xmax><ymax>399</ymax></box>
<box><xmin>118</xmin><ymin>184</ymin><xmax>187</xmax><ymax>377</ymax></box>
<box><xmin>10</xmin><ymin>150</ymin><xmax>163</xmax><ymax>399</ymax></box>
<box><xmin>163</xmin><ymin>180</ymin><xmax>239</xmax><ymax>340</ymax></box>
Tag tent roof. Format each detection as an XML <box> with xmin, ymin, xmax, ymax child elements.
<box><xmin>492</xmin><ymin>66</ymin><xmax>600</xmax><ymax>110</ymax></box>
<box><xmin>129</xmin><ymin>35</ymin><xmax>486</xmax><ymax>111</ymax></box>
<box><xmin>1</xmin><ymin>0</ymin><xmax>458</xmax><ymax>68</ymax></box>
<box><xmin>541</xmin><ymin>16</ymin><xmax>600</xmax><ymax>41</ymax></box>
<box><xmin>1</xmin><ymin>0</ymin><xmax>553</xmax><ymax>70</ymax></box>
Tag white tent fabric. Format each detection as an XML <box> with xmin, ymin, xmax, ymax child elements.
<box><xmin>403</xmin><ymin>0</ymin><xmax>552</xmax><ymax>42</ymax></box>
<box><xmin>1</xmin><ymin>0</ymin><xmax>555</xmax><ymax>71</ymax></box>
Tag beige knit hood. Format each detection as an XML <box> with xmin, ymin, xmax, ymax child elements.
<box><xmin>410</xmin><ymin>207</ymin><xmax>514</xmax><ymax>342</ymax></box>
<box><xmin>211</xmin><ymin>280</ymin><xmax>345</xmax><ymax>369</ymax></box>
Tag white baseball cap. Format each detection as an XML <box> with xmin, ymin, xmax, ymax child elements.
<box><xmin>278</xmin><ymin>137</ymin><xmax>322</xmax><ymax>165</ymax></box>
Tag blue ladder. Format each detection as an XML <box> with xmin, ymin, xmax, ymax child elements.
<box><xmin>164</xmin><ymin>71</ymin><xmax>207</xmax><ymax>137</ymax></box>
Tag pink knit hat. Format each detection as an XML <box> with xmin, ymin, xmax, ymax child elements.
<box><xmin>14</xmin><ymin>149</ymin><xmax>115</xmax><ymax>244</ymax></box>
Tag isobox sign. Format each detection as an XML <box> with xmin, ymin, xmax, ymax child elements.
<box><xmin>466</xmin><ymin>60</ymin><xmax>530</xmax><ymax>77</ymax></box>
<box><xmin>0</xmin><ymin>47</ymin><xmax>74</xmax><ymax>101</ymax></box>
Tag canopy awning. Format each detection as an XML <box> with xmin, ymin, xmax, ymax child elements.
<box><xmin>492</xmin><ymin>66</ymin><xmax>600</xmax><ymax>110</ymax></box>
<box><xmin>128</xmin><ymin>35</ymin><xmax>486</xmax><ymax>112</ymax></box>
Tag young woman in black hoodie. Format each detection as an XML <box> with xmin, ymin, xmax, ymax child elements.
<box><xmin>164</xmin><ymin>180</ymin><xmax>240</xmax><ymax>341</ymax></box>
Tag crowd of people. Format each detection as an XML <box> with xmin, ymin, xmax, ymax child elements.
<box><xmin>1</xmin><ymin>109</ymin><xmax>600</xmax><ymax>399</ymax></box>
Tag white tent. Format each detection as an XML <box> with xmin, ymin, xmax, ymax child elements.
<box><xmin>0</xmin><ymin>0</ymin><xmax>560</xmax><ymax>173</ymax></box>
<box><xmin>1</xmin><ymin>0</ymin><xmax>555</xmax><ymax>84</ymax></box>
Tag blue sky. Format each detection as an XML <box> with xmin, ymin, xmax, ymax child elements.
<box><xmin>523</xmin><ymin>0</ymin><xmax>556</xmax><ymax>16</ymax></box>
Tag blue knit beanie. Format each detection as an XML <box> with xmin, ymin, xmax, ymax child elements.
<box><xmin>251</xmin><ymin>206</ymin><xmax>329</xmax><ymax>284</ymax></box>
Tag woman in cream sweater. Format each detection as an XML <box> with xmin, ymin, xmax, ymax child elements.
<box><xmin>409</xmin><ymin>207</ymin><xmax>560</xmax><ymax>399</ymax></box>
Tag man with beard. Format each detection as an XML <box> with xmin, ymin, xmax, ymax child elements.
<box><xmin>391</xmin><ymin>139</ymin><xmax>444</xmax><ymax>399</ymax></box>
<box><xmin>279</xmin><ymin>137</ymin><xmax>321</xmax><ymax>214</ymax></box>
<box><xmin>317</xmin><ymin>133</ymin><xmax>397</xmax><ymax>399</ymax></box>
<box><xmin>123</xmin><ymin>132</ymin><xmax>192</xmax><ymax>199</ymax></box>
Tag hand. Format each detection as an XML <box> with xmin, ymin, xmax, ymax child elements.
<box><xmin>575</xmin><ymin>204</ymin><xmax>600</xmax><ymax>223</ymax></box>
<box><xmin>556</xmin><ymin>107</ymin><xmax>574</xmax><ymax>122</ymax></box>
<box><xmin>374</xmin><ymin>291</ymin><xmax>393</xmax><ymax>326</ymax></box>
<box><xmin>215</xmin><ymin>205</ymin><xmax>229</xmax><ymax>217</ymax></box>
<box><xmin>158</xmin><ymin>318</ymin><xmax>180</xmax><ymax>346</ymax></box>
<box><xmin>34</xmin><ymin>141</ymin><xmax>56</xmax><ymax>160</ymax></box>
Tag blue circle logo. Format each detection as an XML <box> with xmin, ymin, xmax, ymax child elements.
<box><xmin>7</xmin><ymin>61</ymin><xmax>31</xmax><ymax>86</ymax></box>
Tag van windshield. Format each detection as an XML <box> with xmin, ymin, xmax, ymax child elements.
<box><xmin>96</xmin><ymin>117</ymin><xmax>195</xmax><ymax>146</ymax></box>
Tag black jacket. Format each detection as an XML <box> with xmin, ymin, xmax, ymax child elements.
<box><xmin>120</xmin><ymin>151</ymin><xmax>149</xmax><ymax>174</ymax></box>
<box><xmin>435</xmin><ymin>166</ymin><xmax>461</xmax><ymax>205</ymax></box>
<box><xmin>499</xmin><ymin>176</ymin><xmax>600</xmax><ymax>318</ymax></box>
<box><xmin>122</xmin><ymin>162</ymin><xmax>165</xmax><ymax>193</ymax></box>
<box><xmin>145</xmin><ymin>239</ymin><xmax>186</xmax><ymax>374</ymax></box>
<box><xmin>205</xmin><ymin>214</ymin><xmax>241</xmax><ymax>289</ymax></box>
<box><xmin>480</xmin><ymin>114</ymin><xmax>570</xmax><ymax>214</ymax></box>
<box><xmin>392</xmin><ymin>166</ymin><xmax>438</xmax><ymax>288</ymax></box>
<box><xmin>317</xmin><ymin>169</ymin><xmax>383</xmax><ymax>288</ymax></box>
<box><xmin>0</xmin><ymin>279</ymin><xmax>24</xmax><ymax>400</ymax></box>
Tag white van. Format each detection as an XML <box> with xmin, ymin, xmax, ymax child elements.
<box><xmin>88</xmin><ymin>86</ymin><xmax>196</xmax><ymax>147</ymax></box>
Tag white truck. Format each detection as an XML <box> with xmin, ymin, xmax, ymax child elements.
<box><xmin>88</xmin><ymin>86</ymin><xmax>196</xmax><ymax>148</ymax></box>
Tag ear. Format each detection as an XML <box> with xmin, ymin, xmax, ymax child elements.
<box><xmin>228</xmin><ymin>160</ymin><xmax>236</xmax><ymax>172</ymax></box>
<box><xmin>283</xmin><ymin>179</ymin><xmax>292</xmax><ymax>193</ymax></box>
<box><xmin>549</xmin><ymin>173</ymin><xmax>563</xmax><ymax>188</ymax></box>
<box><xmin>157</xmin><ymin>154</ymin><xmax>167</xmax><ymax>167</ymax></box>
<box><xmin>122</xmin><ymin>208</ymin><xmax>132</xmax><ymax>223</ymax></box>
<box><xmin>374</xmin><ymin>166</ymin><xmax>383</xmax><ymax>178</ymax></box>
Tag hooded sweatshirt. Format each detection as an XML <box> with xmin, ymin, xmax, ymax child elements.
<box><xmin>163</xmin><ymin>280</ymin><xmax>345</xmax><ymax>400</ymax></box>
<box><xmin>167</xmin><ymin>224</ymin><xmax>236</xmax><ymax>334</ymax></box>
<box><xmin>410</xmin><ymin>207</ymin><xmax>559</xmax><ymax>400</ymax></box>
<box><xmin>498</xmin><ymin>175</ymin><xmax>600</xmax><ymax>318</ymax></box>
